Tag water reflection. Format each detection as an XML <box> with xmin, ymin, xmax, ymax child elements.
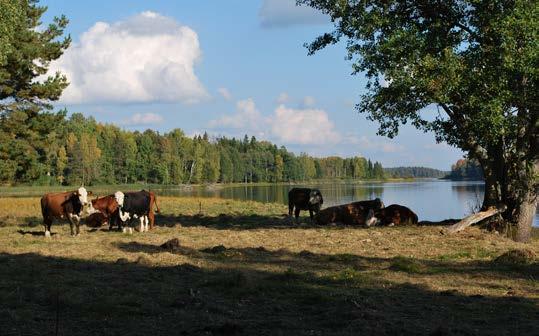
<box><xmin>152</xmin><ymin>180</ymin><xmax>538</xmax><ymax>226</ymax></box>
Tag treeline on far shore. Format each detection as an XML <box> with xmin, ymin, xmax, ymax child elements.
<box><xmin>1</xmin><ymin>111</ymin><xmax>389</xmax><ymax>186</ymax></box>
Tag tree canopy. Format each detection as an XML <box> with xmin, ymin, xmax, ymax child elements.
<box><xmin>299</xmin><ymin>0</ymin><xmax>537</xmax><ymax>241</ymax></box>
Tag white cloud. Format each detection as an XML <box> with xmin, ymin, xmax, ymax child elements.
<box><xmin>345</xmin><ymin>135</ymin><xmax>405</xmax><ymax>153</ymax></box>
<box><xmin>302</xmin><ymin>96</ymin><xmax>316</xmax><ymax>107</ymax></box>
<box><xmin>259</xmin><ymin>0</ymin><xmax>329</xmax><ymax>27</ymax></box>
<box><xmin>271</xmin><ymin>105</ymin><xmax>340</xmax><ymax>145</ymax></box>
<box><xmin>49</xmin><ymin>11</ymin><xmax>208</xmax><ymax>104</ymax></box>
<box><xmin>121</xmin><ymin>113</ymin><xmax>164</xmax><ymax>126</ymax></box>
<box><xmin>208</xmin><ymin>98</ymin><xmax>267</xmax><ymax>130</ymax></box>
<box><xmin>276</xmin><ymin>92</ymin><xmax>289</xmax><ymax>104</ymax></box>
<box><xmin>217</xmin><ymin>87</ymin><xmax>232</xmax><ymax>101</ymax></box>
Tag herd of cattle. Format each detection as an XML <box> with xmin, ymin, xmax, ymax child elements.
<box><xmin>39</xmin><ymin>186</ymin><xmax>418</xmax><ymax>237</ymax></box>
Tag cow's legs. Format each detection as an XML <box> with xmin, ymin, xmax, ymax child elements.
<box><xmin>139</xmin><ymin>216</ymin><xmax>144</xmax><ymax>233</ymax></box>
<box><xmin>309</xmin><ymin>209</ymin><xmax>314</xmax><ymax>222</ymax></box>
<box><xmin>68</xmin><ymin>214</ymin><xmax>81</xmax><ymax>236</ymax></box>
<box><xmin>145</xmin><ymin>216</ymin><xmax>149</xmax><ymax>232</ymax></box>
<box><xmin>294</xmin><ymin>208</ymin><xmax>301</xmax><ymax>223</ymax></box>
<box><xmin>43</xmin><ymin>217</ymin><xmax>52</xmax><ymax>237</ymax></box>
<box><xmin>148</xmin><ymin>210</ymin><xmax>155</xmax><ymax>230</ymax></box>
<box><xmin>288</xmin><ymin>203</ymin><xmax>294</xmax><ymax>217</ymax></box>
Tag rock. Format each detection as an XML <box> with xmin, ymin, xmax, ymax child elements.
<box><xmin>160</xmin><ymin>238</ymin><xmax>181</xmax><ymax>250</ymax></box>
<box><xmin>202</xmin><ymin>245</ymin><xmax>227</xmax><ymax>254</ymax></box>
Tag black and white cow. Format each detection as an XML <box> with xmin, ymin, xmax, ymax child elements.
<box><xmin>114</xmin><ymin>190</ymin><xmax>151</xmax><ymax>233</ymax></box>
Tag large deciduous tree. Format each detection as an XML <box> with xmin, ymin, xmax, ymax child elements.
<box><xmin>299</xmin><ymin>0</ymin><xmax>538</xmax><ymax>242</ymax></box>
<box><xmin>0</xmin><ymin>0</ymin><xmax>70</xmax><ymax>184</ymax></box>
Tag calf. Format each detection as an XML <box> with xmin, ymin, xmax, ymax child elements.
<box><xmin>114</xmin><ymin>190</ymin><xmax>152</xmax><ymax>233</ymax></box>
<box><xmin>314</xmin><ymin>198</ymin><xmax>384</xmax><ymax>226</ymax></box>
<box><xmin>40</xmin><ymin>187</ymin><xmax>91</xmax><ymax>237</ymax></box>
<box><xmin>90</xmin><ymin>195</ymin><xmax>119</xmax><ymax>230</ymax></box>
<box><xmin>85</xmin><ymin>212</ymin><xmax>109</xmax><ymax>228</ymax></box>
<box><xmin>373</xmin><ymin>204</ymin><xmax>418</xmax><ymax>226</ymax></box>
<box><xmin>288</xmin><ymin>188</ymin><xmax>324</xmax><ymax>223</ymax></box>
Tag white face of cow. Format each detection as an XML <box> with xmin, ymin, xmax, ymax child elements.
<box><xmin>77</xmin><ymin>187</ymin><xmax>89</xmax><ymax>206</ymax></box>
<box><xmin>114</xmin><ymin>191</ymin><xmax>125</xmax><ymax>207</ymax></box>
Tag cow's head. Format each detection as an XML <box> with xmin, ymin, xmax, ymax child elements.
<box><xmin>75</xmin><ymin>187</ymin><xmax>89</xmax><ymax>206</ymax></box>
<box><xmin>374</xmin><ymin>198</ymin><xmax>384</xmax><ymax>209</ymax></box>
<box><xmin>309</xmin><ymin>189</ymin><xmax>323</xmax><ymax>213</ymax></box>
<box><xmin>114</xmin><ymin>191</ymin><xmax>125</xmax><ymax>207</ymax></box>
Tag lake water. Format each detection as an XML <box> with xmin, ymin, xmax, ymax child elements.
<box><xmin>153</xmin><ymin>180</ymin><xmax>539</xmax><ymax>226</ymax></box>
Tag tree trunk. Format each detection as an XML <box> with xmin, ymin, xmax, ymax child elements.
<box><xmin>506</xmin><ymin>192</ymin><xmax>536</xmax><ymax>243</ymax></box>
<box><xmin>478</xmin><ymin>157</ymin><xmax>536</xmax><ymax>243</ymax></box>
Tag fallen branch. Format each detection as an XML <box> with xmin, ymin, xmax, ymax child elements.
<box><xmin>445</xmin><ymin>204</ymin><xmax>507</xmax><ymax>234</ymax></box>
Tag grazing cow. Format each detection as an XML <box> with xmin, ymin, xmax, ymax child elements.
<box><xmin>114</xmin><ymin>190</ymin><xmax>152</xmax><ymax>233</ymax></box>
<box><xmin>40</xmin><ymin>187</ymin><xmax>91</xmax><ymax>237</ymax></box>
<box><xmin>288</xmin><ymin>188</ymin><xmax>324</xmax><ymax>223</ymax></box>
<box><xmin>314</xmin><ymin>198</ymin><xmax>385</xmax><ymax>226</ymax></box>
<box><xmin>373</xmin><ymin>204</ymin><xmax>418</xmax><ymax>226</ymax></box>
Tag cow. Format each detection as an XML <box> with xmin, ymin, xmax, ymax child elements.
<box><xmin>314</xmin><ymin>198</ymin><xmax>385</xmax><ymax>226</ymax></box>
<box><xmin>114</xmin><ymin>190</ymin><xmax>154</xmax><ymax>233</ymax></box>
<box><xmin>147</xmin><ymin>191</ymin><xmax>161</xmax><ymax>229</ymax></box>
<box><xmin>372</xmin><ymin>204</ymin><xmax>418</xmax><ymax>226</ymax></box>
<box><xmin>85</xmin><ymin>212</ymin><xmax>109</xmax><ymax>228</ymax></box>
<box><xmin>40</xmin><ymin>187</ymin><xmax>92</xmax><ymax>237</ymax></box>
<box><xmin>90</xmin><ymin>195</ymin><xmax>120</xmax><ymax>230</ymax></box>
<box><xmin>288</xmin><ymin>188</ymin><xmax>324</xmax><ymax>223</ymax></box>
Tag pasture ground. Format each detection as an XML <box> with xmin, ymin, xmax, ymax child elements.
<box><xmin>0</xmin><ymin>196</ymin><xmax>537</xmax><ymax>335</ymax></box>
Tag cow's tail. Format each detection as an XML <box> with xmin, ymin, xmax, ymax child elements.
<box><xmin>153</xmin><ymin>194</ymin><xmax>161</xmax><ymax>213</ymax></box>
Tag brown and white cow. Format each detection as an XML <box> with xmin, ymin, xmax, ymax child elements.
<box><xmin>373</xmin><ymin>204</ymin><xmax>418</xmax><ymax>226</ymax></box>
<box><xmin>40</xmin><ymin>187</ymin><xmax>92</xmax><ymax>237</ymax></box>
<box><xmin>90</xmin><ymin>195</ymin><xmax>119</xmax><ymax>230</ymax></box>
<box><xmin>314</xmin><ymin>198</ymin><xmax>384</xmax><ymax>226</ymax></box>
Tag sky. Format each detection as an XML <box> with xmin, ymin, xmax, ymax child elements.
<box><xmin>40</xmin><ymin>0</ymin><xmax>464</xmax><ymax>170</ymax></box>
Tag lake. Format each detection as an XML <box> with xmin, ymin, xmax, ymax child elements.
<box><xmin>152</xmin><ymin>180</ymin><xmax>539</xmax><ymax>226</ymax></box>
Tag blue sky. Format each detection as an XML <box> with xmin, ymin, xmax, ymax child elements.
<box><xmin>40</xmin><ymin>0</ymin><xmax>464</xmax><ymax>170</ymax></box>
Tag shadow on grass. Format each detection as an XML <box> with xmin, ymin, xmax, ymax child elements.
<box><xmin>1</xmin><ymin>251</ymin><xmax>537</xmax><ymax>336</ymax></box>
<box><xmin>115</xmin><ymin>242</ymin><xmax>539</xmax><ymax>283</ymax></box>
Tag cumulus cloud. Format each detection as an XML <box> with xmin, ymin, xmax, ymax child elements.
<box><xmin>209</xmin><ymin>99</ymin><xmax>340</xmax><ymax>145</ymax></box>
<box><xmin>121</xmin><ymin>113</ymin><xmax>164</xmax><ymax>126</ymax></box>
<box><xmin>49</xmin><ymin>11</ymin><xmax>208</xmax><ymax>104</ymax></box>
<box><xmin>217</xmin><ymin>87</ymin><xmax>232</xmax><ymax>101</ymax></box>
<box><xmin>302</xmin><ymin>96</ymin><xmax>316</xmax><ymax>107</ymax></box>
<box><xmin>345</xmin><ymin>135</ymin><xmax>405</xmax><ymax>153</ymax></box>
<box><xmin>259</xmin><ymin>0</ymin><xmax>329</xmax><ymax>27</ymax></box>
<box><xmin>271</xmin><ymin>105</ymin><xmax>340</xmax><ymax>145</ymax></box>
<box><xmin>208</xmin><ymin>98</ymin><xmax>267</xmax><ymax>130</ymax></box>
<box><xmin>276</xmin><ymin>92</ymin><xmax>289</xmax><ymax>104</ymax></box>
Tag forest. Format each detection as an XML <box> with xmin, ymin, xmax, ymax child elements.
<box><xmin>383</xmin><ymin>167</ymin><xmax>447</xmax><ymax>179</ymax></box>
<box><xmin>0</xmin><ymin>110</ymin><xmax>385</xmax><ymax>186</ymax></box>
<box><xmin>445</xmin><ymin>159</ymin><xmax>484</xmax><ymax>181</ymax></box>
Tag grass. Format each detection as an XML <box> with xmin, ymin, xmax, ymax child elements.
<box><xmin>0</xmin><ymin>196</ymin><xmax>538</xmax><ymax>335</ymax></box>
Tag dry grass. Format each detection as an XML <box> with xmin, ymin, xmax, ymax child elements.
<box><xmin>0</xmin><ymin>196</ymin><xmax>538</xmax><ymax>336</ymax></box>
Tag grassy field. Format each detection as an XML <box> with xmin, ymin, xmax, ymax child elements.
<box><xmin>0</xmin><ymin>196</ymin><xmax>537</xmax><ymax>335</ymax></box>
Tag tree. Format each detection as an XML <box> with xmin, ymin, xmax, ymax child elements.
<box><xmin>0</xmin><ymin>0</ymin><xmax>70</xmax><ymax>184</ymax></box>
<box><xmin>299</xmin><ymin>0</ymin><xmax>538</xmax><ymax>242</ymax></box>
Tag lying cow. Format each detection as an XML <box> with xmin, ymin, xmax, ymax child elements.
<box><xmin>372</xmin><ymin>204</ymin><xmax>418</xmax><ymax>226</ymax></box>
<box><xmin>314</xmin><ymin>198</ymin><xmax>384</xmax><ymax>226</ymax></box>
<box><xmin>114</xmin><ymin>190</ymin><xmax>154</xmax><ymax>233</ymax></box>
<box><xmin>288</xmin><ymin>187</ymin><xmax>324</xmax><ymax>223</ymax></box>
<box><xmin>85</xmin><ymin>212</ymin><xmax>109</xmax><ymax>228</ymax></box>
<box><xmin>90</xmin><ymin>194</ymin><xmax>120</xmax><ymax>230</ymax></box>
<box><xmin>40</xmin><ymin>187</ymin><xmax>92</xmax><ymax>237</ymax></box>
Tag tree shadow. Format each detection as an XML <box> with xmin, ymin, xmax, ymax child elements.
<box><xmin>115</xmin><ymin>241</ymin><xmax>539</xmax><ymax>283</ymax></box>
<box><xmin>1</xmin><ymin>251</ymin><xmax>537</xmax><ymax>336</ymax></box>
<box><xmin>16</xmin><ymin>229</ymin><xmax>57</xmax><ymax>237</ymax></box>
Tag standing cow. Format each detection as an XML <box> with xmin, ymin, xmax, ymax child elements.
<box><xmin>288</xmin><ymin>188</ymin><xmax>324</xmax><ymax>223</ymax></box>
<box><xmin>114</xmin><ymin>190</ymin><xmax>157</xmax><ymax>233</ymax></box>
<box><xmin>40</xmin><ymin>187</ymin><xmax>92</xmax><ymax>237</ymax></box>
